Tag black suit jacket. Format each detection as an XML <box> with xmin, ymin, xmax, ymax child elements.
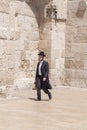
<box><xmin>35</xmin><ymin>61</ymin><xmax>52</xmax><ymax>89</ymax></box>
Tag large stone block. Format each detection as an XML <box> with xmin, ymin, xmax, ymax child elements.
<box><xmin>70</xmin><ymin>69</ymin><xmax>84</xmax><ymax>79</ymax></box>
<box><xmin>55</xmin><ymin>0</ymin><xmax>67</xmax><ymax>20</ymax></box>
<box><xmin>0</xmin><ymin>0</ymin><xmax>10</xmax><ymax>13</ymax></box>
<box><xmin>21</xmin><ymin>60</ymin><xmax>30</xmax><ymax>71</ymax></box>
<box><xmin>65</xmin><ymin>60</ymin><xmax>84</xmax><ymax>69</ymax></box>
<box><xmin>13</xmin><ymin>78</ymin><xmax>34</xmax><ymax>89</ymax></box>
<box><xmin>70</xmin><ymin>79</ymin><xmax>86</xmax><ymax>88</ymax></box>
<box><xmin>0</xmin><ymin>27</ymin><xmax>9</xmax><ymax>40</ymax></box>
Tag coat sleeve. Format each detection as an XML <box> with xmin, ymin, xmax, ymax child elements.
<box><xmin>35</xmin><ymin>63</ymin><xmax>38</xmax><ymax>81</ymax></box>
<box><xmin>44</xmin><ymin>62</ymin><xmax>49</xmax><ymax>78</ymax></box>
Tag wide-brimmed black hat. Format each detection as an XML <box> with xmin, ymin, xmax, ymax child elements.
<box><xmin>38</xmin><ymin>51</ymin><xmax>46</xmax><ymax>57</ymax></box>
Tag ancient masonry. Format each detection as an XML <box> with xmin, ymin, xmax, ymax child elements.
<box><xmin>0</xmin><ymin>0</ymin><xmax>87</xmax><ymax>88</ymax></box>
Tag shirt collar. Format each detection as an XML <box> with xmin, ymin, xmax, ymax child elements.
<box><xmin>40</xmin><ymin>60</ymin><xmax>43</xmax><ymax>64</ymax></box>
<box><xmin>39</xmin><ymin>60</ymin><xmax>43</xmax><ymax>63</ymax></box>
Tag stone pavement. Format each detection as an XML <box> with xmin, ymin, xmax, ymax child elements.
<box><xmin>0</xmin><ymin>87</ymin><xmax>87</xmax><ymax>130</ymax></box>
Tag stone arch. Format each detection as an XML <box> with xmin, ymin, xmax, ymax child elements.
<box><xmin>18</xmin><ymin>0</ymin><xmax>51</xmax><ymax>26</ymax></box>
<box><xmin>19</xmin><ymin>0</ymin><xmax>52</xmax><ymax>72</ymax></box>
<box><xmin>20</xmin><ymin>0</ymin><xmax>52</xmax><ymax>63</ymax></box>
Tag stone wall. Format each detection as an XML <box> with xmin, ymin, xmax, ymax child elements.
<box><xmin>0</xmin><ymin>0</ymin><xmax>39</xmax><ymax>86</ymax></box>
<box><xmin>0</xmin><ymin>0</ymin><xmax>68</xmax><ymax>87</ymax></box>
<box><xmin>65</xmin><ymin>0</ymin><xmax>87</xmax><ymax>87</ymax></box>
<box><xmin>49</xmin><ymin>0</ymin><xmax>67</xmax><ymax>86</ymax></box>
<box><xmin>36</xmin><ymin>0</ymin><xmax>67</xmax><ymax>87</ymax></box>
<box><xmin>1</xmin><ymin>0</ymin><xmax>87</xmax><ymax>88</ymax></box>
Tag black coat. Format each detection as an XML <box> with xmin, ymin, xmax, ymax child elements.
<box><xmin>35</xmin><ymin>61</ymin><xmax>52</xmax><ymax>89</ymax></box>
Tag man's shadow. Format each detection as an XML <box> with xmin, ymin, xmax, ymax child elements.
<box><xmin>29</xmin><ymin>98</ymin><xmax>49</xmax><ymax>101</ymax></box>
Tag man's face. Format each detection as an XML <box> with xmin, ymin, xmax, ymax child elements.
<box><xmin>38</xmin><ymin>55</ymin><xmax>44</xmax><ymax>62</ymax></box>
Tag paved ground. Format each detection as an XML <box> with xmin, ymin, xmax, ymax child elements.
<box><xmin>0</xmin><ymin>87</ymin><xmax>87</xmax><ymax>130</ymax></box>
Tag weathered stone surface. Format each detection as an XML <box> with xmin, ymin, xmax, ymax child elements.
<box><xmin>0</xmin><ymin>28</ymin><xmax>8</xmax><ymax>40</ymax></box>
<box><xmin>54</xmin><ymin>0</ymin><xmax>67</xmax><ymax>20</ymax></box>
<box><xmin>65</xmin><ymin>60</ymin><xmax>84</xmax><ymax>69</ymax></box>
<box><xmin>13</xmin><ymin>78</ymin><xmax>33</xmax><ymax>89</ymax></box>
<box><xmin>0</xmin><ymin>0</ymin><xmax>87</xmax><ymax>88</ymax></box>
<box><xmin>65</xmin><ymin>0</ymin><xmax>87</xmax><ymax>87</ymax></box>
<box><xmin>0</xmin><ymin>0</ymin><xmax>39</xmax><ymax>86</ymax></box>
<box><xmin>0</xmin><ymin>0</ymin><xmax>10</xmax><ymax>13</ymax></box>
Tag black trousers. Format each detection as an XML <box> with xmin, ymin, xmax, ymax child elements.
<box><xmin>36</xmin><ymin>76</ymin><xmax>51</xmax><ymax>100</ymax></box>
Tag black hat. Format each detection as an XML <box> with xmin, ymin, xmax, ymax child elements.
<box><xmin>38</xmin><ymin>51</ymin><xmax>46</xmax><ymax>57</ymax></box>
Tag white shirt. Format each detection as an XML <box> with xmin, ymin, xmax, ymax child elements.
<box><xmin>39</xmin><ymin>61</ymin><xmax>43</xmax><ymax>76</ymax></box>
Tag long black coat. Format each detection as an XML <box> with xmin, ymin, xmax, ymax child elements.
<box><xmin>35</xmin><ymin>61</ymin><xmax>52</xmax><ymax>89</ymax></box>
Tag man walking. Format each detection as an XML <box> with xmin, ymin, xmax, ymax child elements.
<box><xmin>35</xmin><ymin>51</ymin><xmax>52</xmax><ymax>101</ymax></box>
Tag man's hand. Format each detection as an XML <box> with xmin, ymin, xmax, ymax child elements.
<box><xmin>34</xmin><ymin>81</ymin><xmax>36</xmax><ymax>84</ymax></box>
<box><xmin>43</xmin><ymin>77</ymin><xmax>46</xmax><ymax>81</ymax></box>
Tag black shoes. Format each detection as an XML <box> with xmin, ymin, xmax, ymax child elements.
<box><xmin>35</xmin><ymin>93</ymin><xmax>52</xmax><ymax>101</ymax></box>
<box><xmin>48</xmin><ymin>93</ymin><xmax>52</xmax><ymax>100</ymax></box>
<box><xmin>35</xmin><ymin>98</ymin><xmax>41</xmax><ymax>101</ymax></box>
